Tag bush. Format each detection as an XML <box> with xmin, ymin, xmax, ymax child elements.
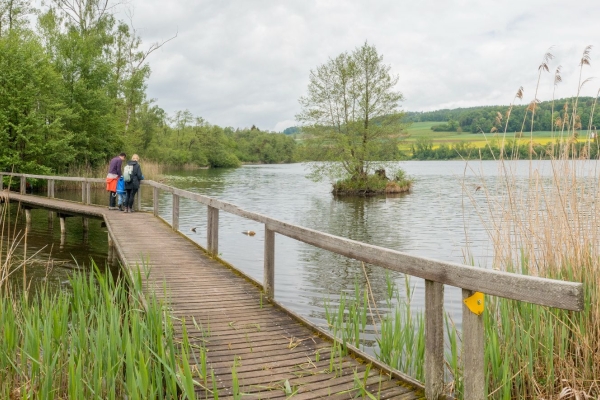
<box><xmin>332</xmin><ymin>171</ymin><xmax>412</xmax><ymax>196</ymax></box>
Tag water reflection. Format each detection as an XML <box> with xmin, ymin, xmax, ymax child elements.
<box><xmin>3</xmin><ymin>202</ymin><xmax>112</xmax><ymax>293</ymax></box>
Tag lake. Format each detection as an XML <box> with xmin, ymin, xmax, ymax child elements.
<box><xmin>6</xmin><ymin>160</ymin><xmax>582</xmax><ymax>346</ymax></box>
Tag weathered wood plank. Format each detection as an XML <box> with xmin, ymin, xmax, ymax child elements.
<box><xmin>425</xmin><ymin>280</ymin><xmax>444</xmax><ymax>399</ymax></box>
<box><xmin>207</xmin><ymin>205</ymin><xmax>218</xmax><ymax>255</ymax></box>
<box><xmin>263</xmin><ymin>226</ymin><xmax>275</xmax><ymax>298</ymax></box>
<box><xmin>172</xmin><ymin>193</ymin><xmax>179</xmax><ymax>231</ymax></box>
<box><xmin>152</xmin><ymin>186</ymin><xmax>159</xmax><ymax>216</ymax></box>
<box><xmin>462</xmin><ymin>289</ymin><xmax>485</xmax><ymax>400</ymax></box>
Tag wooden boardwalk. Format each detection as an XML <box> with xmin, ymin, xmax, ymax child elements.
<box><xmin>7</xmin><ymin>193</ymin><xmax>425</xmax><ymax>399</ymax></box>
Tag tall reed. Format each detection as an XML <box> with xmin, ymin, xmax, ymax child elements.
<box><xmin>0</xmin><ymin>265</ymin><xmax>202</xmax><ymax>399</ymax></box>
<box><xmin>464</xmin><ymin>46</ymin><xmax>600</xmax><ymax>398</ymax></box>
<box><xmin>324</xmin><ymin>275</ymin><xmax>428</xmax><ymax>383</ymax></box>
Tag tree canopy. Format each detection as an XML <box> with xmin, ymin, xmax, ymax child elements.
<box><xmin>296</xmin><ymin>42</ymin><xmax>407</xmax><ymax>183</ymax></box>
<box><xmin>0</xmin><ymin>0</ymin><xmax>296</xmax><ymax>174</ymax></box>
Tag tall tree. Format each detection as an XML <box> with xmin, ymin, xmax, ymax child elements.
<box><xmin>0</xmin><ymin>0</ymin><xmax>34</xmax><ymax>36</ymax></box>
<box><xmin>0</xmin><ymin>26</ymin><xmax>73</xmax><ymax>173</ymax></box>
<box><xmin>38</xmin><ymin>0</ymin><xmax>122</xmax><ymax>166</ymax></box>
<box><xmin>297</xmin><ymin>42</ymin><xmax>406</xmax><ymax>183</ymax></box>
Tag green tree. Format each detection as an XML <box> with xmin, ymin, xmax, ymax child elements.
<box><xmin>0</xmin><ymin>27</ymin><xmax>73</xmax><ymax>173</ymax></box>
<box><xmin>38</xmin><ymin>0</ymin><xmax>123</xmax><ymax>166</ymax></box>
<box><xmin>297</xmin><ymin>42</ymin><xmax>406</xmax><ymax>185</ymax></box>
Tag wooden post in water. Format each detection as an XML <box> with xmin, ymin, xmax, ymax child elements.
<box><xmin>108</xmin><ymin>234</ymin><xmax>114</xmax><ymax>265</ymax></box>
<box><xmin>20</xmin><ymin>176</ymin><xmax>26</xmax><ymax>194</ymax></box>
<box><xmin>59</xmin><ymin>214</ymin><xmax>67</xmax><ymax>249</ymax></box>
<box><xmin>462</xmin><ymin>288</ymin><xmax>485</xmax><ymax>400</ymax></box>
<box><xmin>425</xmin><ymin>280</ymin><xmax>445</xmax><ymax>399</ymax></box>
<box><xmin>153</xmin><ymin>187</ymin><xmax>159</xmax><ymax>216</ymax></box>
<box><xmin>59</xmin><ymin>215</ymin><xmax>66</xmax><ymax>235</ymax></box>
<box><xmin>0</xmin><ymin>174</ymin><xmax>3</xmax><ymax>190</ymax></box>
<box><xmin>83</xmin><ymin>182</ymin><xmax>90</xmax><ymax>230</ymax></box>
<box><xmin>172</xmin><ymin>194</ymin><xmax>180</xmax><ymax>231</ymax></box>
<box><xmin>264</xmin><ymin>227</ymin><xmax>275</xmax><ymax>299</ymax></box>
<box><xmin>48</xmin><ymin>180</ymin><xmax>54</xmax><ymax>227</ymax></box>
<box><xmin>24</xmin><ymin>209</ymin><xmax>31</xmax><ymax>225</ymax></box>
<box><xmin>207</xmin><ymin>206</ymin><xmax>219</xmax><ymax>255</ymax></box>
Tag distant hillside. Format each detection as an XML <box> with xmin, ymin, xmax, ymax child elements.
<box><xmin>405</xmin><ymin>97</ymin><xmax>599</xmax><ymax>134</ymax></box>
<box><xmin>283</xmin><ymin>126</ymin><xmax>300</xmax><ymax>135</ymax></box>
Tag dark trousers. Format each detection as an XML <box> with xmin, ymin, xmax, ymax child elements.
<box><xmin>126</xmin><ymin>188</ymin><xmax>138</xmax><ymax>209</ymax></box>
<box><xmin>109</xmin><ymin>191</ymin><xmax>117</xmax><ymax>207</ymax></box>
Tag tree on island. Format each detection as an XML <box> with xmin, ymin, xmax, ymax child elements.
<box><xmin>296</xmin><ymin>42</ymin><xmax>411</xmax><ymax>195</ymax></box>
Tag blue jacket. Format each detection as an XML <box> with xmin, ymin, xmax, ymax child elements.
<box><xmin>116</xmin><ymin>176</ymin><xmax>126</xmax><ymax>194</ymax></box>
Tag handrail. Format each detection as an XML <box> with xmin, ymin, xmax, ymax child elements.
<box><xmin>0</xmin><ymin>172</ymin><xmax>104</xmax><ymax>183</ymax></box>
<box><xmin>1</xmin><ymin>171</ymin><xmax>584</xmax><ymax>400</ymax></box>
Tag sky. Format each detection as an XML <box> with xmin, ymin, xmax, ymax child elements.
<box><xmin>107</xmin><ymin>0</ymin><xmax>600</xmax><ymax>131</ymax></box>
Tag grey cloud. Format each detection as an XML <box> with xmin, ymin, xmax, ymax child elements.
<box><xmin>87</xmin><ymin>1</ymin><xmax>600</xmax><ymax>129</ymax></box>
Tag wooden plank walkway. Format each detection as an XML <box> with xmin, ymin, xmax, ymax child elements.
<box><xmin>6</xmin><ymin>193</ymin><xmax>426</xmax><ymax>399</ymax></box>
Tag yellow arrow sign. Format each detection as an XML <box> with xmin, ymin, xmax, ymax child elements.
<box><xmin>464</xmin><ymin>292</ymin><xmax>485</xmax><ymax>315</ymax></box>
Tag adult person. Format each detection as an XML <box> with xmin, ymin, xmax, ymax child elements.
<box><xmin>124</xmin><ymin>154</ymin><xmax>144</xmax><ymax>213</ymax></box>
<box><xmin>106</xmin><ymin>152</ymin><xmax>126</xmax><ymax>210</ymax></box>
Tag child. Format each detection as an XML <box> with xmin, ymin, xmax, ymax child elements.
<box><xmin>116</xmin><ymin>176</ymin><xmax>127</xmax><ymax>211</ymax></box>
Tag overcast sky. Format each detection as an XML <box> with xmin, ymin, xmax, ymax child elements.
<box><xmin>109</xmin><ymin>0</ymin><xmax>599</xmax><ymax>131</ymax></box>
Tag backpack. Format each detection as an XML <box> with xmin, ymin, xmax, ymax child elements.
<box><xmin>123</xmin><ymin>164</ymin><xmax>133</xmax><ymax>183</ymax></box>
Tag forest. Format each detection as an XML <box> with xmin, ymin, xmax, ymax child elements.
<box><xmin>0</xmin><ymin>0</ymin><xmax>295</xmax><ymax>174</ymax></box>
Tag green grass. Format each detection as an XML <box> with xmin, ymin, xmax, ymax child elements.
<box><xmin>0</xmin><ymin>265</ymin><xmax>206</xmax><ymax>399</ymax></box>
<box><xmin>402</xmin><ymin>122</ymin><xmax>592</xmax><ymax>151</ymax></box>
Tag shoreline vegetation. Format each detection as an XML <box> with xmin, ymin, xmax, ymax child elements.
<box><xmin>332</xmin><ymin>169</ymin><xmax>413</xmax><ymax>196</ymax></box>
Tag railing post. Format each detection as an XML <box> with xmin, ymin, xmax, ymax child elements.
<box><xmin>462</xmin><ymin>288</ymin><xmax>485</xmax><ymax>400</ymax></box>
<box><xmin>264</xmin><ymin>226</ymin><xmax>275</xmax><ymax>299</ymax></box>
<box><xmin>137</xmin><ymin>185</ymin><xmax>142</xmax><ymax>211</ymax></box>
<box><xmin>48</xmin><ymin>180</ymin><xmax>55</xmax><ymax>198</ymax></box>
<box><xmin>20</xmin><ymin>175</ymin><xmax>26</xmax><ymax>194</ymax></box>
<box><xmin>47</xmin><ymin>180</ymin><xmax>55</xmax><ymax>226</ymax></box>
<box><xmin>207</xmin><ymin>206</ymin><xmax>219</xmax><ymax>255</ymax></box>
<box><xmin>153</xmin><ymin>187</ymin><xmax>159</xmax><ymax>216</ymax></box>
<box><xmin>0</xmin><ymin>174</ymin><xmax>3</xmax><ymax>190</ymax></box>
<box><xmin>86</xmin><ymin>182</ymin><xmax>91</xmax><ymax>204</ymax></box>
<box><xmin>425</xmin><ymin>280</ymin><xmax>445</xmax><ymax>399</ymax></box>
<box><xmin>81</xmin><ymin>181</ymin><xmax>86</xmax><ymax>203</ymax></box>
<box><xmin>172</xmin><ymin>194</ymin><xmax>179</xmax><ymax>231</ymax></box>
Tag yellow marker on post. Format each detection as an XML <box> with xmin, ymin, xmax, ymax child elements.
<box><xmin>464</xmin><ymin>292</ymin><xmax>485</xmax><ymax>315</ymax></box>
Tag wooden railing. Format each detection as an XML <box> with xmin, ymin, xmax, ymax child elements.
<box><xmin>1</xmin><ymin>172</ymin><xmax>584</xmax><ymax>400</ymax></box>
